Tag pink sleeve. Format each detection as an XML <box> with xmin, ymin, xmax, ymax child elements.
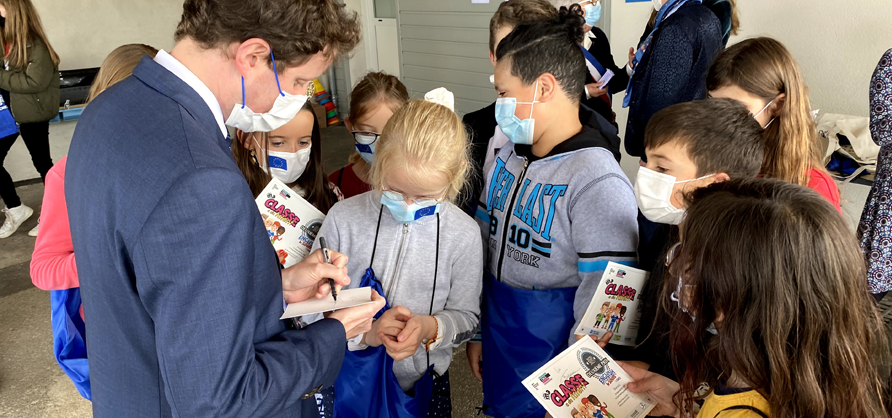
<box><xmin>30</xmin><ymin>157</ymin><xmax>79</xmax><ymax>290</ymax></box>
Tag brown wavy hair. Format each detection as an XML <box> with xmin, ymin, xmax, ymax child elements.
<box><xmin>707</xmin><ymin>37</ymin><xmax>821</xmax><ymax>186</ymax></box>
<box><xmin>233</xmin><ymin>104</ymin><xmax>337</xmax><ymax>214</ymax></box>
<box><xmin>663</xmin><ymin>178</ymin><xmax>889</xmax><ymax>417</ymax></box>
<box><xmin>0</xmin><ymin>0</ymin><xmax>60</xmax><ymax>69</ymax></box>
<box><xmin>175</xmin><ymin>0</ymin><xmax>360</xmax><ymax>68</ymax></box>
<box><xmin>87</xmin><ymin>44</ymin><xmax>158</xmax><ymax>103</ymax></box>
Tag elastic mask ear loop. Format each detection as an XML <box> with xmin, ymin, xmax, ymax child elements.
<box><xmin>529</xmin><ymin>80</ymin><xmax>540</xmax><ymax>119</ymax></box>
<box><xmin>754</xmin><ymin>99</ymin><xmax>775</xmax><ymax>129</ymax></box>
<box><xmin>240</xmin><ymin>77</ymin><xmax>246</xmax><ymax>109</ymax></box>
<box><xmin>269</xmin><ymin>49</ymin><xmax>285</xmax><ymax>97</ymax></box>
<box><xmin>252</xmin><ymin>134</ymin><xmax>267</xmax><ymax>170</ymax></box>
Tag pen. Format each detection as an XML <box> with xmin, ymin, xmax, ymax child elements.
<box><xmin>319</xmin><ymin>237</ymin><xmax>338</xmax><ymax>302</ymax></box>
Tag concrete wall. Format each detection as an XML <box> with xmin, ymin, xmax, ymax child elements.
<box><xmin>38</xmin><ymin>0</ymin><xmax>181</xmax><ymax>70</ymax></box>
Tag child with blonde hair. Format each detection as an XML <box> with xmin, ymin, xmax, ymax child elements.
<box><xmin>313</xmin><ymin>89</ymin><xmax>482</xmax><ymax>417</ymax></box>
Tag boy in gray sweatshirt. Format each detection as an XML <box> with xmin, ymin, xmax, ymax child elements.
<box><xmin>468</xmin><ymin>9</ymin><xmax>638</xmax><ymax>418</ymax></box>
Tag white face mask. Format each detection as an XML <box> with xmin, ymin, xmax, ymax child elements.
<box><xmin>634</xmin><ymin>166</ymin><xmax>714</xmax><ymax>225</ymax></box>
<box><xmin>653</xmin><ymin>0</ymin><xmax>664</xmax><ymax>11</ymax></box>
<box><xmin>754</xmin><ymin>99</ymin><xmax>776</xmax><ymax>129</ymax></box>
<box><xmin>255</xmin><ymin>136</ymin><xmax>311</xmax><ymax>184</ymax></box>
<box><xmin>225</xmin><ymin>50</ymin><xmax>308</xmax><ymax>133</ymax></box>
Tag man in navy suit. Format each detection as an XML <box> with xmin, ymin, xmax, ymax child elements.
<box><xmin>65</xmin><ymin>1</ymin><xmax>384</xmax><ymax>416</ymax></box>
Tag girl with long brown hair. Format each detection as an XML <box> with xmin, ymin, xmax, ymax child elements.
<box><xmin>707</xmin><ymin>37</ymin><xmax>841</xmax><ymax>210</ymax></box>
<box><xmin>0</xmin><ymin>0</ymin><xmax>61</xmax><ymax>238</ymax></box>
<box><xmin>233</xmin><ymin>103</ymin><xmax>341</xmax><ymax>214</ymax></box>
<box><xmin>623</xmin><ymin>178</ymin><xmax>889</xmax><ymax>418</ymax></box>
<box><xmin>327</xmin><ymin>71</ymin><xmax>409</xmax><ymax>199</ymax></box>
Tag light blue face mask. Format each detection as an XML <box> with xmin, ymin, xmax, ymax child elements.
<box><xmin>494</xmin><ymin>80</ymin><xmax>540</xmax><ymax>145</ymax></box>
<box><xmin>582</xmin><ymin>2</ymin><xmax>602</xmax><ymax>26</ymax></box>
<box><xmin>380</xmin><ymin>192</ymin><xmax>441</xmax><ymax>224</ymax></box>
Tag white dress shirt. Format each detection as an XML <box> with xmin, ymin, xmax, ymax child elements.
<box><xmin>154</xmin><ymin>50</ymin><xmax>228</xmax><ymax>139</ymax></box>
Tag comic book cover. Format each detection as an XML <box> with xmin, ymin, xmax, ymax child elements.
<box><xmin>575</xmin><ymin>262</ymin><xmax>650</xmax><ymax>346</ymax></box>
<box><xmin>255</xmin><ymin>178</ymin><xmax>325</xmax><ymax>269</ymax></box>
<box><xmin>522</xmin><ymin>337</ymin><xmax>655</xmax><ymax>418</ymax></box>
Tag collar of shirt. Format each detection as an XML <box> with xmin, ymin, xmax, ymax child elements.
<box><xmin>154</xmin><ymin>50</ymin><xmax>228</xmax><ymax>139</ymax></box>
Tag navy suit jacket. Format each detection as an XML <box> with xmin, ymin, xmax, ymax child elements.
<box><xmin>65</xmin><ymin>56</ymin><xmax>346</xmax><ymax>417</ymax></box>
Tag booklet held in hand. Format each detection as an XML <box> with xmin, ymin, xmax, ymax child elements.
<box><xmin>575</xmin><ymin>262</ymin><xmax>650</xmax><ymax>346</ymax></box>
<box><xmin>522</xmin><ymin>337</ymin><xmax>655</xmax><ymax>418</ymax></box>
<box><xmin>280</xmin><ymin>287</ymin><xmax>376</xmax><ymax>319</ymax></box>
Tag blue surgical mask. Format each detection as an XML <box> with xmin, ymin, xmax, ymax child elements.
<box><xmin>354</xmin><ymin>133</ymin><xmax>378</xmax><ymax>164</ymax></box>
<box><xmin>582</xmin><ymin>2</ymin><xmax>601</xmax><ymax>26</ymax></box>
<box><xmin>494</xmin><ymin>80</ymin><xmax>540</xmax><ymax>145</ymax></box>
<box><xmin>381</xmin><ymin>193</ymin><xmax>440</xmax><ymax>224</ymax></box>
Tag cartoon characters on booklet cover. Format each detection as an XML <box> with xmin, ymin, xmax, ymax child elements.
<box><xmin>593</xmin><ymin>302</ymin><xmax>625</xmax><ymax>333</ymax></box>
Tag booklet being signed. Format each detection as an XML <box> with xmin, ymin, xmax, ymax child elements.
<box><xmin>522</xmin><ymin>337</ymin><xmax>655</xmax><ymax>418</ymax></box>
<box><xmin>575</xmin><ymin>262</ymin><xmax>650</xmax><ymax>346</ymax></box>
<box><xmin>255</xmin><ymin>178</ymin><xmax>325</xmax><ymax>269</ymax></box>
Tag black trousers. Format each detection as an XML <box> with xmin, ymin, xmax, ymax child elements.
<box><xmin>0</xmin><ymin>121</ymin><xmax>52</xmax><ymax>208</ymax></box>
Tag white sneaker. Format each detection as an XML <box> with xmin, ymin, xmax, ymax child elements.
<box><xmin>28</xmin><ymin>219</ymin><xmax>39</xmax><ymax>237</ymax></box>
<box><xmin>0</xmin><ymin>204</ymin><xmax>33</xmax><ymax>238</ymax></box>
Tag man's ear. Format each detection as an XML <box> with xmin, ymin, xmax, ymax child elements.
<box><xmin>233</xmin><ymin>38</ymin><xmax>272</xmax><ymax>79</ymax></box>
<box><xmin>489</xmin><ymin>50</ymin><xmax>497</xmax><ymax>68</ymax></box>
<box><xmin>536</xmin><ymin>73</ymin><xmax>560</xmax><ymax>103</ymax></box>
<box><xmin>344</xmin><ymin>116</ymin><xmax>353</xmax><ymax>132</ymax></box>
<box><xmin>713</xmin><ymin>172</ymin><xmax>731</xmax><ymax>183</ymax></box>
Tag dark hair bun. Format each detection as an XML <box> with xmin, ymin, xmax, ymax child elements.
<box><xmin>558</xmin><ymin>4</ymin><xmax>586</xmax><ymax>44</ymax></box>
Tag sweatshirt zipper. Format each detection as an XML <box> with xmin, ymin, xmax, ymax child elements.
<box><xmin>495</xmin><ymin>157</ymin><xmax>529</xmax><ymax>281</ymax></box>
<box><xmin>386</xmin><ymin>223</ymin><xmax>410</xmax><ymax>298</ymax></box>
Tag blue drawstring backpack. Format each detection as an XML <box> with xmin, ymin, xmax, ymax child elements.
<box><xmin>51</xmin><ymin>288</ymin><xmax>91</xmax><ymax>400</ymax></box>
<box><xmin>0</xmin><ymin>90</ymin><xmax>18</xmax><ymax>138</ymax></box>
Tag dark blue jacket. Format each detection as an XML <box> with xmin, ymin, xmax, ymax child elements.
<box><xmin>623</xmin><ymin>2</ymin><xmax>721</xmax><ymax>158</ymax></box>
<box><xmin>65</xmin><ymin>56</ymin><xmax>345</xmax><ymax>418</ymax></box>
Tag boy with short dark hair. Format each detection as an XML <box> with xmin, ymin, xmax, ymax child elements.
<box><xmin>462</xmin><ymin>0</ymin><xmax>558</xmax><ymax>216</ymax></box>
<box><xmin>470</xmin><ymin>9</ymin><xmax>638</xmax><ymax>417</ymax></box>
<box><xmin>631</xmin><ymin>97</ymin><xmax>766</xmax><ymax>376</ymax></box>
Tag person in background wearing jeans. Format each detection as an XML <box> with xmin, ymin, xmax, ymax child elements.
<box><xmin>0</xmin><ymin>0</ymin><xmax>60</xmax><ymax>238</ymax></box>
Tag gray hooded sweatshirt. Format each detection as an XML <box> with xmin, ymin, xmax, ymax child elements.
<box><xmin>475</xmin><ymin>125</ymin><xmax>639</xmax><ymax>344</ymax></box>
<box><xmin>312</xmin><ymin>191</ymin><xmax>482</xmax><ymax>391</ymax></box>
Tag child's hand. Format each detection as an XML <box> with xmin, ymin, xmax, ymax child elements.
<box><xmin>382</xmin><ymin>315</ymin><xmax>436</xmax><ymax>361</ymax></box>
<box><xmin>363</xmin><ymin>306</ymin><xmax>412</xmax><ymax>347</ymax></box>
<box><xmin>576</xmin><ymin>331</ymin><xmax>613</xmax><ymax>348</ymax></box>
<box><xmin>466</xmin><ymin>342</ymin><xmax>483</xmax><ymax>382</ymax></box>
<box><xmin>619</xmin><ymin>361</ymin><xmax>681</xmax><ymax>417</ymax></box>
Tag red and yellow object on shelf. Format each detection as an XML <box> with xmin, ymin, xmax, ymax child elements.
<box><xmin>312</xmin><ymin>78</ymin><xmax>340</xmax><ymax>126</ymax></box>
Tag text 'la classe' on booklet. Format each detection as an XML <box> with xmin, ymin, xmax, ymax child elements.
<box><xmin>575</xmin><ymin>262</ymin><xmax>650</xmax><ymax>346</ymax></box>
<box><xmin>255</xmin><ymin>178</ymin><xmax>325</xmax><ymax>269</ymax></box>
<box><xmin>522</xmin><ymin>337</ymin><xmax>655</xmax><ymax>418</ymax></box>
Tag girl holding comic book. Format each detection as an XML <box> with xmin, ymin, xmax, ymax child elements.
<box><xmin>622</xmin><ymin>178</ymin><xmax>889</xmax><ymax>418</ymax></box>
<box><xmin>233</xmin><ymin>101</ymin><xmax>343</xmax><ymax>213</ymax></box>
<box><xmin>310</xmin><ymin>89</ymin><xmax>482</xmax><ymax>417</ymax></box>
